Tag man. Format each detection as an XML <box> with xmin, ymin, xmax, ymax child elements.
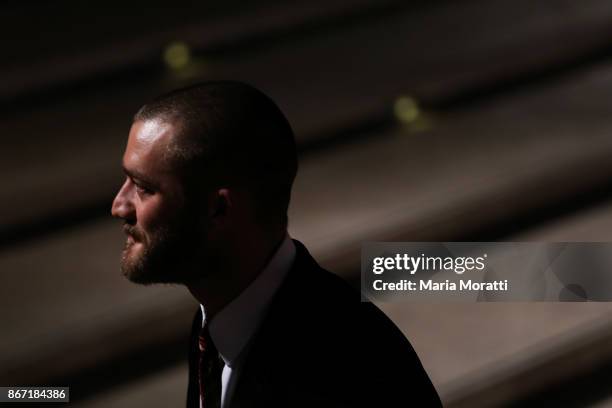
<box><xmin>111</xmin><ymin>81</ymin><xmax>441</xmax><ymax>407</ymax></box>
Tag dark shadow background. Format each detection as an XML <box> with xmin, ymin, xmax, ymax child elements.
<box><xmin>4</xmin><ymin>1</ymin><xmax>612</xmax><ymax>406</ymax></box>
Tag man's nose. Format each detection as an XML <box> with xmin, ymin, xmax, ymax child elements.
<box><xmin>111</xmin><ymin>179</ymin><xmax>135</xmax><ymax>221</ymax></box>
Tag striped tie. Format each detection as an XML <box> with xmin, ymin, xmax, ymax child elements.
<box><xmin>199</xmin><ymin>325</ymin><xmax>223</xmax><ymax>408</ymax></box>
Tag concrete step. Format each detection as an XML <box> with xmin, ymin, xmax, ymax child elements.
<box><xmin>5</xmin><ymin>0</ymin><xmax>612</xmax><ymax>238</ymax></box>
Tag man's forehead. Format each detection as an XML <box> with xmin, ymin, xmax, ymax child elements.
<box><xmin>123</xmin><ymin>118</ymin><xmax>179</xmax><ymax>178</ymax></box>
<box><xmin>127</xmin><ymin>119</ymin><xmax>176</xmax><ymax>152</ymax></box>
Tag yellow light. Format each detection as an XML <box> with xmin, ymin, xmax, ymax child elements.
<box><xmin>393</xmin><ymin>96</ymin><xmax>420</xmax><ymax>124</ymax></box>
<box><xmin>163</xmin><ymin>42</ymin><xmax>191</xmax><ymax>70</ymax></box>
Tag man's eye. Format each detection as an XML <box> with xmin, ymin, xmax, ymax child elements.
<box><xmin>135</xmin><ymin>184</ymin><xmax>153</xmax><ymax>196</ymax></box>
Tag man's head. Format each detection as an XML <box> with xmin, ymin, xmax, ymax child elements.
<box><xmin>111</xmin><ymin>81</ymin><xmax>298</xmax><ymax>285</ymax></box>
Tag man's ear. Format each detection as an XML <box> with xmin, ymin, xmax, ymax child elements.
<box><xmin>208</xmin><ymin>188</ymin><xmax>231</xmax><ymax>220</ymax></box>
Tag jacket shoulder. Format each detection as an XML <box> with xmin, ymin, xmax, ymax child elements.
<box><xmin>245</xmin><ymin>240</ymin><xmax>441</xmax><ymax>406</ymax></box>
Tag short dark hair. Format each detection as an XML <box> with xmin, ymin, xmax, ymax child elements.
<box><xmin>134</xmin><ymin>80</ymin><xmax>298</xmax><ymax>230</ymax></box>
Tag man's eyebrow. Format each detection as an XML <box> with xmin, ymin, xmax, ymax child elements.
<box><xmin>123</xmin><ymin>166</ymin><xmax>156</xmax><ymax>186</ymax></box>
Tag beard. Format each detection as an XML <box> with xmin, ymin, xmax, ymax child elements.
<box><xmin>120</xmin><ymin>210</ymin><xmax>205</xmax><ymax>285</ymax></box>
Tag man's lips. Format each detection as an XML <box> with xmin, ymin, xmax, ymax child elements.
<box><xmin>122</xmin><ymin>226</ymin><xmax>145</xmax><ymax>252</ymax></box>
<box><xmin>123</xmin><ymin>235</ymin><xmax>142</xmax><ymax>254</ymax></box>
<box><xmin>123</xmin><ymin>225</ymin><xmax>141</xmax><ymax>242</ymax></box>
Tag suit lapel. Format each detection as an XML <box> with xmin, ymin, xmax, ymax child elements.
<box><xmin>187</xmin><ymin>240</ymin><xmax>322</xmax><ymax>407</ymax></box>
<box><xmin>228</xmin><ymin>240</ymin><xmax>322</xmax><ymax>406</ymax></box>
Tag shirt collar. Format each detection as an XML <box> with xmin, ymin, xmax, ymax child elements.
<box><xmin>200</xmin><ymin>234</ymin><xmax>296</xmax><ymax>367</ymax></box>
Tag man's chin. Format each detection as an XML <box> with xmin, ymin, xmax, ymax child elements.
<box><xmin>120</xmin><ymin>244</ymin><xmax>153</xmax><ymax>283</ymax></box>
<box><xmin>119</xmin><ymin>233</ymin><xmax>202</xmax><ymax>285</ymax></box>
<box><xmin>120</xmin><ymin>256</ymin><xmax>192</xmax><ymax>286</ymax></box>
<box><xmin>121</xmin><ymin>267</ymin><xmax>154</xmax><ymax>285</ymax></box>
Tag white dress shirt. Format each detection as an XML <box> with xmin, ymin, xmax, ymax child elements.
<box><xmin>199</xmin><ymin>234</ymin><xmax>296</xmax><ymax>408</ymax></box>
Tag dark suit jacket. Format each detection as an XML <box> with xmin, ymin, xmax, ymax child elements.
<box><xmin>187</xmin><ymin>240</ymin><xmax>441</xmax><ymax>407</ymax></box>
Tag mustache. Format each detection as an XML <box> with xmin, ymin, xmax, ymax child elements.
<box><xmin>123</xmin><ymin>224</ymin><xmax>144</xmax><ymax>242</ymax></box>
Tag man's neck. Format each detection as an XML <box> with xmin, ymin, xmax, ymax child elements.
<box><xmin>187</xmin><ymin>230</ymin><xmax>286</xmax><ymax>320</ymax></box>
